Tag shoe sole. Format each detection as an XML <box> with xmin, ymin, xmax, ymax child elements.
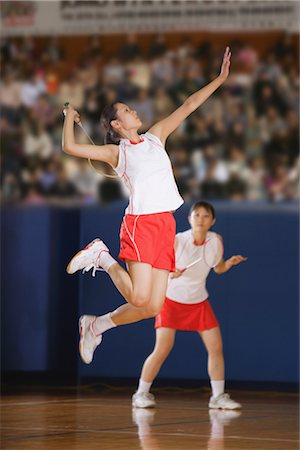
<box><xmin>66</xmin><ymin>239</ymin><xmax>102</xmax><ymax>274</ymax></box>
<box><xmin>67</xmin><ymin>249</ymin><xmax>84</xmax><ymax>274</ymax></box>
<box><xmin>79</xmin><ymin>316</ymin><xmax>91</xmax><ymax>365</ymax></box>
<box><xmin>209</xmin><ymin>404</ymin><xmax>242</xmax><ymax>410</ymax></box>
<box><xmin>132</xmin><ymin>402</ymin><xmax>156</xmax><ymax>409</ymax></box>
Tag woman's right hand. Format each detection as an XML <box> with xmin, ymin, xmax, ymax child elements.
<box><xmin>170</xmin><ymin>269</ymin><xmax>183</xmax><ymax>279</ymax></box>
<box><xmin>63</xmin><ymin>105</ymin><xmax>81</xmax><ymax>124</ymax></box>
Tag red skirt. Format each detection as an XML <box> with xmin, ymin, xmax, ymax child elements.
<box><xmin>155</xmin><ymin>297</ymin><xmax>219</xmax><ymax>331</ymax></box>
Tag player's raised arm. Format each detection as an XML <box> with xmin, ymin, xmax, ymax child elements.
<box><xmin>62</xmin><ymin>106</ymin><xmax>119</xmax><ymax>167</ymax></box>
<box><xmin>149</xmin><ymin>47</ymin><xmax>231</xmax><ymax>145</ymax></box>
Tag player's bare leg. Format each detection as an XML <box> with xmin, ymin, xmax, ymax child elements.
<box><xmin>200</xmin><ymin>327</ymin><xmax>241</xmax><ymax>409</ymax></box>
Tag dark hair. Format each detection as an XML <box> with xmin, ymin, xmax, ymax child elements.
<box><xmin>100</xmin><ymin>102</ymin><xmax>121</xmax><ymax>144</ymax></box>
<box><xmin>189</xmin><ymin>201</ymin><xmax>215</xmax><ymax>219</ymax></box>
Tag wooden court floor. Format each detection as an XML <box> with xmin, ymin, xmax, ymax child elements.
<box><xmin>1</xmin><ymin>389</ymin><xmax>298</xmax><ymax>449</ymax></box>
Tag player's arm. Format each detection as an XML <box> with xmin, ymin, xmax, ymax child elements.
<box><xmin>214</xmin><ymin>234</ymin><xmax>247</xmax><ymax>276</ymax></box>
<box><xmin>148</xmin><ymin>47</ymin><xmax>231</xmax><ymax>145</ymax></box>
<box><xmin>62</xmin><ymin>106</ymin><xmax>119</xmax><ymax>167</ymax></box>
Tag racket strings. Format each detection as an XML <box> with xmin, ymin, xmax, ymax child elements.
<box><xmin>184</xmin><ymin>237</ymin><xmax>222</xmax><ymax>271</ymax></box>
<box><xmin>203</xmin><ymin>237</ymin><xmax>223</xmax><ymax>268</ymax></box>
<box><xmin>87</xmin><ymin>158</ymin><xmax>118</xmax><ymax>179</ymax></box>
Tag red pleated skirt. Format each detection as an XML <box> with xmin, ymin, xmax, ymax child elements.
<box><xmin>155</xmin><ymin>297</ymin><xmax>219</xmax><ymax>331</ymax></box>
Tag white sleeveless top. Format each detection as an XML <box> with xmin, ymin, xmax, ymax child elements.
<box><xmin>167</xmin><ymin>230</ymin><xmax>221</xmax><ymax>304</ymax></box>
<box><xmin>115</xmin><ymin>132</ymin><xmax>184</xmax><ymax>215</ymax></box>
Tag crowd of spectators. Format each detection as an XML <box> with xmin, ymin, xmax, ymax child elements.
<box><xmin>0</xmin><ymin>33</ymin><xmax>299</xmax><ymax>206</ymax></box>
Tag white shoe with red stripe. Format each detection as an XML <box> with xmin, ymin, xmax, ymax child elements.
<box><xmin>66</xmin><ymin>238</ymin><xmax>109</xmax><ymax>277</ymax></box>
<box><xmin>79</xmin><ymin>315</ymin><xmax>102</xmax><ymax>364</ymax></box>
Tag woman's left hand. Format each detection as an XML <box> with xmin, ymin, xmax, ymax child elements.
<box><xmin>219</xmin><ymin>46</ymin><xmax>231</xmax><ymax>82</ymax></box>
<box><xmin>226</xmin><ymin>255</ymin><xmax>247</xmax><ymax>268</ymax></box>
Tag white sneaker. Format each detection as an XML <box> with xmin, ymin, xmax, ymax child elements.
<box><xmin>79</xmin><ymin>315</ymin><xmax>102</xmax><ymax>364</ymax></box>
<box><xmin>209</xmin><ymin>393</ymin><xmax>242</xmax><ymax>410</ymax></box>
<box><xmin>67</xmin><ymin>238</ymin><xmax>109</xmax><ymax>277</ymax></box>
<box><xmin>132</xmin><ymin>392</ymin><xmax>156</xmax><ymax>408</ymax></box>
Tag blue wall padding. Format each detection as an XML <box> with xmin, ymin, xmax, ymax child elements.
<box><xmin>1</xmin><ymin>208</ymin><xmax>51</xmax><ymax>370</ymax></box>
<box><xmin>1</xmin><ymin>207</ymin><xmax>80</xmax><ymax>374</ymax></box>
<box><xmin>1</xmin><ymin>202</ymin><xmax>298</xmax><ymax>383</ymax></box>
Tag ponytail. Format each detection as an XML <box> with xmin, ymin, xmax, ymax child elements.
<box><xmin>105</xmin><ymin>128</ymin><xmax>121</xmax><ymax>145</ymax></box>
<box><xmin>100</xmin><ymin>103</ymin><xmax>121</xmax><ymax>145</ymax></box>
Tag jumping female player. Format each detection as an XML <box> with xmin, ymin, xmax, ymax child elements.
<box><xmin>62</xmin><ymin>48</ymin><xmax>231</xmax><ymax>366</ymax></box>
<box><xmin>132</xmin><ymin>201</ymin><xmax>247</xmax><ymax>410</ymax></box>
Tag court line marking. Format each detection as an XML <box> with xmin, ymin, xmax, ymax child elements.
<box><xmin>1</xmin><ymin>399</ymin><xmax>80</xmax><ymax>407</ymax></box>
<box><xmin>1</xmin><ymin>398</ymin><xmax>297</xmax><ymax>415</ymax></box>
<box><xmin>1</xmin><ymin>425</ymin><xmax>298</xmax><ymax>443</ymax></box>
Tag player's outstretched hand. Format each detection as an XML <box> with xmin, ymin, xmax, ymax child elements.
<box><xmin>219</xmin><ymin>46</ymin><xmax>231</xmax><ymax>82</ymax></box>
<box><xmin>227</xmin><ymin>255</ymin><xmax>247</xmax><ymax>268</ymax></box>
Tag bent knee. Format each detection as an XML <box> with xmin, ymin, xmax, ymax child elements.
<box><xmin>142</xmin><ymin>305</ymin><xmax>162</xmax><ymax>318</ymax></box>
<box><xmin>130</xmin><ymin>292</ymin><xmax>150</xmax><ymax>308</ymax></box>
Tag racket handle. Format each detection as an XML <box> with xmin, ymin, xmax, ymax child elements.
<box><xmin>63</xmin><ymin>102</ymin><xmax>81</xmax><ymax>125</ymax></box>
<box><xmin>63</xmin><ymin>101</ymin><xmax>70</xmax><ymax>117</ymax></box>
<box><xmin>63</xmin><ymin>110</ymin><xmax>81</xmax><ymax>125</ymax></box>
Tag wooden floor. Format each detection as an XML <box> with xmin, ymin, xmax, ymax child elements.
<box><xmin>1</xmin><ymin>389</ymin><xmax>298</xmax><ymax>449</ymax></box>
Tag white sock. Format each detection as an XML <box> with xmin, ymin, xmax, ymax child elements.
<box><xmin>211</xmin><ymin>380</ymin><xmax>225</xmax><ymax>398</ymax></box>
<box><xmin>137</xmin><ymin>379</ymin><xmax>152</xmax><ymax>395</ymax></box>
<box><xmin>98</xmin><ymin>251</ymin><xmax>117</xmax><ymax>272</ymax></box>
<box><xmin>92</xmin><ymin>313</ymin><xmax>117</xmax><ymax>336</ymax></box>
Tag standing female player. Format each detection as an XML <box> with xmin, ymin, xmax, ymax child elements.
<box><xmin>132</xmin><ymin>201</ymin><xmax>247</xmax><ymax>410</ymax></box>
<box><xmin>62</xmin><ymin>48</ymin><xmax>231</xmax><ymax>365</ymax></box>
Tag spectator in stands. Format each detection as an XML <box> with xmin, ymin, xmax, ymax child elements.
<box><xmin>57</xmin><ymin>72</ymin><xmax>84</xmax><ymax>110</ymax></box>
<box><xmin>43</xmin><ymin>36</ymin><xmax>65</xmax><ymax>63</ymax></box>
<box><xmin>153</xmin><ymin>86</ymin><xmax>175</xmax><ymax>121</ymax></box>
<box><xmin>0</xmin><ymin>70</ymin><xmax>22</xmax><ymax>123</ymax></box>
<box><xmin>265</xmin><ymin>163</ymin><xmax>291</xmax><ymax>202</ymax></box>
<box><xmin>244</xmin><ymin>156</ymin><xmax>266</xmax><ymax>201</ymax></box>
<box><xmin>0</xmin><ymin>33</ymin><xmax>298</xmax><ymax>207</ymax></box>
<box><xmin>171</xmin><ymin>147</ymin><xmax>194</xmax><ymax>200</ymax></box>
<box><xmin>226</xmin><ymin>174</ymin><xmax>247</xmax><ymax>201</ymax></box>
<box><xmin>148</xmin><ymin>34</ymin><xmax>168</xmax><ymax>59</ymax></box>
<box><xmin>129</xmin><ymin>88</ymin><xmax>154</xmax><ymax>132</ymax></box>
<box><xmin>47</xmin><ymin>166</ymin><xmax>78</xmax><ymax>203</ymax></box>
<box><xmin>23</xmin><ymin>116</ymin><xmax>53</xmax><ymax>160</ymax></box>
<box><xmin>119</xmin><ymin>34</ymin><xmax>142</xmax><ymax>62</ymax></box>
<box><xmin>70</xmin><ymin>159</ymin><xmax>101</xmax><ymax>204</ymax></box>
<box><xmin>20</xmin><ymin>68</ymin><xmax>46</xmax><ymax>109</ymax></box>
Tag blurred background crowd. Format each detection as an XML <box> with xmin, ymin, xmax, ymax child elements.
<box><xmin>1</xmin><ymin>32</ymin><xmax>299</xmax><ymax>206</ymax></box>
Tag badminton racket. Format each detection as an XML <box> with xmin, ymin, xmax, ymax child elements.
<box><xmin>180</xmin><ymin>236</ymin><xmax>223</xmax><ymax>272</ymax></box>
<box><xmin>63</xmin><ymin>102</ymin><xmax>118</xmax><ymax>179</ymax></box>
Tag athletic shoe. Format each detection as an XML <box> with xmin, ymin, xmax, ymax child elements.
<box><xmin>132</xmin><ymin>392</ymin><xmax>156</xmax><ymax>408</ymax></box>
<box><xmin>209</xmin><ymin>393</ymin><xmax>242</xmax><ymax>410</ymax></box>
<box><xmin>67</xmin><ymin>238</ymin><xmax>108</xmax><ymax>277</ymax></box>
<box><xmin>79</xmin><ymin>315</ymin><xmax>102</xmax><ymax>364</ymax></box>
